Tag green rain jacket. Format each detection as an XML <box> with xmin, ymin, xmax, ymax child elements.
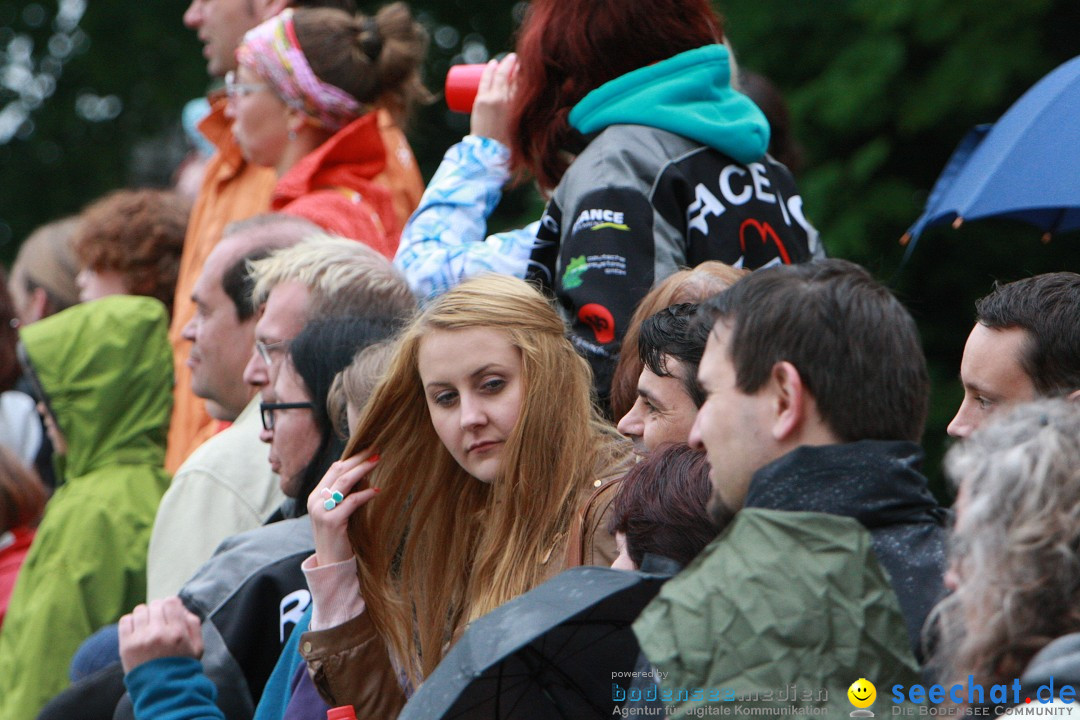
<box><xmin>633</xmin><ymin>509</ymin><xmax>920</xmax><ymax>718</ymax></box>
<box><xmin>0</xmin><ymin>296</ymin><xmax>172</xmax><ymax>720</ymax></box>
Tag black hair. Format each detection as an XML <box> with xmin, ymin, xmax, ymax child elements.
<box><xmin>286</xmin><ymin>316</ymin><xmax>399</xmax><ymax>508</ymax></box>
<box><xmin>638</xmin><ymin>303</ymin><xmax>709</xmax><ymax>408</ymax></box>
<box><xmin>221</xmin><ymin>248</ymin><xmax>270</xmax><ymax>322</ymax></box>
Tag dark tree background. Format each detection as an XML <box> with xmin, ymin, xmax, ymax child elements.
<box><xmin>2</xmin><ymin>0</ymin><xmax>1078</xmax><ymax>492</ymax></box>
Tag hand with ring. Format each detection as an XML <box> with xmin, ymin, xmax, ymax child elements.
<box><xmin>307</xmin><ymin>450</ymin><xmax>381</xmax><ymax>567</ymax></box>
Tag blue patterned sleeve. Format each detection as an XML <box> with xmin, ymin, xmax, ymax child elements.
<box><xmin>394</xmin><ymin>135</ymin><xmax>540</xmax><ymax>302</ymax></box>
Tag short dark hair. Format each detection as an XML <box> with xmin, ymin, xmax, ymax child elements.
<box><xmin>699</xmin><ymin>259</ymin><xmax>929</xmax><ymax>444</ymax></box>
<box><xmin>221</xmin><ymin>249</ymin><xmax>271</xmax><ymax>322</ymax></box>
<box><xmin>974</xmin><ymin>272</ymin><xmax>1080</xmax><ymax>397</ymax></box>
<box><xmin>608</xmin><ymin>444</ymin><xmax>716</xmax><ymax>568</ymax></box>
<box><xmin>638</xmin><ymin>303</ymin><xmax>709</xmax><ymax>407</ymax></box>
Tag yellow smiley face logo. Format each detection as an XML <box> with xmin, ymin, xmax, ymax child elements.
<box><xmin>848</xmin><ymin>678</ymin><xmax>876</xmax><ymax>708</ymax></box>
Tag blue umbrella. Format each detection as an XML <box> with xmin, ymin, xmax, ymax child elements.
<box><xmin>902</xmin><ymin>54</ymin><xmax>1080</xmax><ymax>256</ymax></box>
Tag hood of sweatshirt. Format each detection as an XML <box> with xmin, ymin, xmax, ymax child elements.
<box><xmin>568</xmin><ymin>44</ymin><xmax>770</xmax><ymax>164</ymax></box>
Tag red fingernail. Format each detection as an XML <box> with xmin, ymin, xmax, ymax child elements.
<box><xmin>372</xmin><ymin>488</ymin><xmax>381</xmax><ymax>494</ymax></box>
<box><xmin>369</xmin><ymin>453</ymin><xmax>381</xmax><ymax>463</ymax></box>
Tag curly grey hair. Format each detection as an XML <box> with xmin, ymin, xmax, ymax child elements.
<box><xmin>931</xmin><ymin>398</ymin><xmax>1080</xmax><ymax>687</ymax></box>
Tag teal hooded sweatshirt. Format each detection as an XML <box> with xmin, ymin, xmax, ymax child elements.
<box><xmin>568</xmin><ymin>44</ymin><xmax>770</xmax><ymax>164</ymax></box>
<box><xmin>0</xmin><ymin>295</ymin><xmax>173</xmax><ymax>720</ymax></box>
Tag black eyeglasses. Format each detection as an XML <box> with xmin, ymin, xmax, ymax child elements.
<box><xmin>260</xmin><ymin>401</ymin><xmax>315</xmax><ymax>431</ymax></box>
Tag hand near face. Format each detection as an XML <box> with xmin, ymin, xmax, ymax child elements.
<box><xmin>118</xmin><ymin>597</ymin><xmax>204</xmax><ymax>674</ymax></box>
<box><xmin>307</xmin><ymin>450</ymin><xmax>382</xmax><ymax>567</ymax></box>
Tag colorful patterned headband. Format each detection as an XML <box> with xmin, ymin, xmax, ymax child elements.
<box><xmin>236</xmin><ymin>8</ymin><xmax>366</xmax><ymax>132</ymax></box>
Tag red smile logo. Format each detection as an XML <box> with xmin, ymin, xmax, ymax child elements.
<box><xmin>579</xmin><ymin>303</ymin><xmax>615</xmax><ymax>344</ymax></box>
<box><xmin>740</xmin><ymin>218</ymin><xmax>792</xmax><ymax>265</ymax></box>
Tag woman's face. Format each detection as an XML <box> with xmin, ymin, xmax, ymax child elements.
<box><xmin>268</xmin><ymin>360</ymin><xmax>320</xmax><ymax>497</ymax></box>
<box><xmin>417</xmin><ymin>327</ymin><xmax>525</xmax><ymax>484</ymax></box>
<box><xmin>227</xmin><ymin>65</ymin><xmax>291</xmax><ymax>169</ymax></box>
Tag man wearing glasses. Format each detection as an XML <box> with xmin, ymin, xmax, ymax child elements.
<box><xmin>146</xmin><ymin>214</ymin><xmax>317</xmax><ymax>601</ymax></box>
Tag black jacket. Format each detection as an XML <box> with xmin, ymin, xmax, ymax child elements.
<box><xmin>744</xmin><ymin>440</ymin><xmax>949</xmax><ymax>661</ymax></box>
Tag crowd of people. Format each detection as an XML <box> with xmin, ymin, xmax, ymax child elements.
<box><xmin>1</xmin><ymin>0</ymin><xmax>1078</xmax><ymax>718</ymax></box>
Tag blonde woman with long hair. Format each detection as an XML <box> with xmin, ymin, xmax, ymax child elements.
<box><xmin>298</xmin><ymin>273</ymin><xmax>632</xmax><ymax>713</ymax></box>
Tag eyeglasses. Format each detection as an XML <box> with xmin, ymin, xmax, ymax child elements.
<box><xmin>224</xmin><ymin>70</ymin><xmax>269</xmax><ymax>99</ymax></box>
<box><xmin>255</xmin><ymin>338</ymin><xmax>290</xmax><ymax>367</ymax></box>
<box><xmin>260</xmin><ymin>401</ymin><xmax>315</xmax><ymax>431</ymax></box>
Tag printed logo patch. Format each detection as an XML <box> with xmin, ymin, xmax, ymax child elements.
<box><xmin>562</xmin><ymin>255</ymin><xmax>588</xmax><ymax>290</ymax></box>
<box><xmin>572</xmin><ymin>208</ymin><xmax>629</xmax><ymax>234</ymax></box>
<box><xmin>579</xmin><ymin>303</ymin><xmax>615</xmax><ymax>344</ymax></box>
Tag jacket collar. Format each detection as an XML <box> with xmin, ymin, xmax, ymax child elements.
<box><xmin>744</xmin><ymin>440</ymin><xmax>947</xmax><ymax>530</ymax></box>
<box><xmin>272</xmin><ymin>112</ymin><xmax>385</xmax><ymax>205</ymax></box>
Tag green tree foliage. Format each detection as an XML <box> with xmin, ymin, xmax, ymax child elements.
<box><xmin>721</xmin><ymin>0</ymin><xmax>1080</xmax><ymax>488</ymax></box>
<box><xmin>0</xmin><ymin>0</ymin><xmax>205</xmax><ymax>261</ymax></box>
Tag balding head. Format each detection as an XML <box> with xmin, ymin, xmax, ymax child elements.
<box><xmin>182</xmin><ymin>214</ymin><xmax>320</xmax><ymax>419</ymax></box>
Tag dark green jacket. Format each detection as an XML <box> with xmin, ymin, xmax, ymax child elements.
<box><xmin>0</xmin><ymin>296</ymin><xmax>172</xmax><ymax>720</ymax></box>
<box><xmin>634</xmin><ymin>509</ymin><xmax>919</xmax><ymax>718</ymax></box>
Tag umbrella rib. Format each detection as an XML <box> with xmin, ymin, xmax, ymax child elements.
<box><xmin>518</xmin><ymin>643</ymin><xmax>612</xmax><ymax>716</ymax></box>
<box><xmin>495</xmin><ymin>655</ymin><xmax>504</xmax><ymax>717</ymax></box>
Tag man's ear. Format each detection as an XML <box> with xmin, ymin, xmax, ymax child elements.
<box><xmin>768</xmin><ymin>361</ymin><xmax>806</xmax><ymax>443</ymax></box>
<box><xmin>256</xmin><ymin>0</ymin><xmax>290</xmax><ymax>22</ymax></box>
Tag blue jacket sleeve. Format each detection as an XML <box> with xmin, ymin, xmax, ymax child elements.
<box><xmin>393</xmin><ymin>135</ymin><xmax>540</xmax><ymax>301</ymax></box>
<box><xmin>125</xmin><ymin>657</ymin><xmax>224</xmax><ymax>720</ymax></box>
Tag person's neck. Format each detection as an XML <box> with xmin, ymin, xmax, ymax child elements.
<box><xmin>275</xmin><ymin>128</ymin><xmax>330</xmax><ymax>176</ymax></box>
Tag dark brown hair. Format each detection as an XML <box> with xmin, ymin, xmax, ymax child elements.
<box><xmin>975</xmin><ymin>272</ymin><xmax>1080</xmax><ymax>397</ymax></box>
<box><xmin>608</xmin><ymin>444</ymin><xmax>715</xmax><ymax>568</ymax></box>
<box><xmin>0</xmin><ymin>446</ymin><xmax>47</xmax><ymax>534</ymax></box>
<box><xmin>700</xmin><ymin>259</ymin><xmax>930</xmax><ymax>444</ymax></box>
<box><xmin>293</xmin><ymin>3</ymin><xmax>432</xmax><ymax>127</ymax></box>
<box><xmin>73</xmin><ymin>189</ymin><xmax>190</xmax><ymax>315</ymax></box>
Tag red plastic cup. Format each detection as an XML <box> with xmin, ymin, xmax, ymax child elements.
<box><xmin>326</xmin><ymin>707</ymin><xmax>357</xmax><ymax>720</ymax></box>
<box><xmin>445</xmin><ymin>64</ymin><xmax>486</xmax><ymax>113</ymax></box>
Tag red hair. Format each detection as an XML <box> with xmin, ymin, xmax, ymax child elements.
<box><xmin>608</xmin><ymin>444</ymin><xmax>715</xmax><ymax>568</ymax></box>
<box><xmin>508</xmin><ymin>0</ymin><xmax>723</xmax><ymax>190</ymax></box>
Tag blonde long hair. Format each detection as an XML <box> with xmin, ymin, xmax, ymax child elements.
<box><xmin>346</xmin><ymin>274</ymin><xmax>624</xmax><ymax>682</ymax></box>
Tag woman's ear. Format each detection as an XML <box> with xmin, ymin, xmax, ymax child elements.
<box><xmin>255</xmin><ymin>0</ymin><xmax>290</xmax><ymax>23</ymax></box>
